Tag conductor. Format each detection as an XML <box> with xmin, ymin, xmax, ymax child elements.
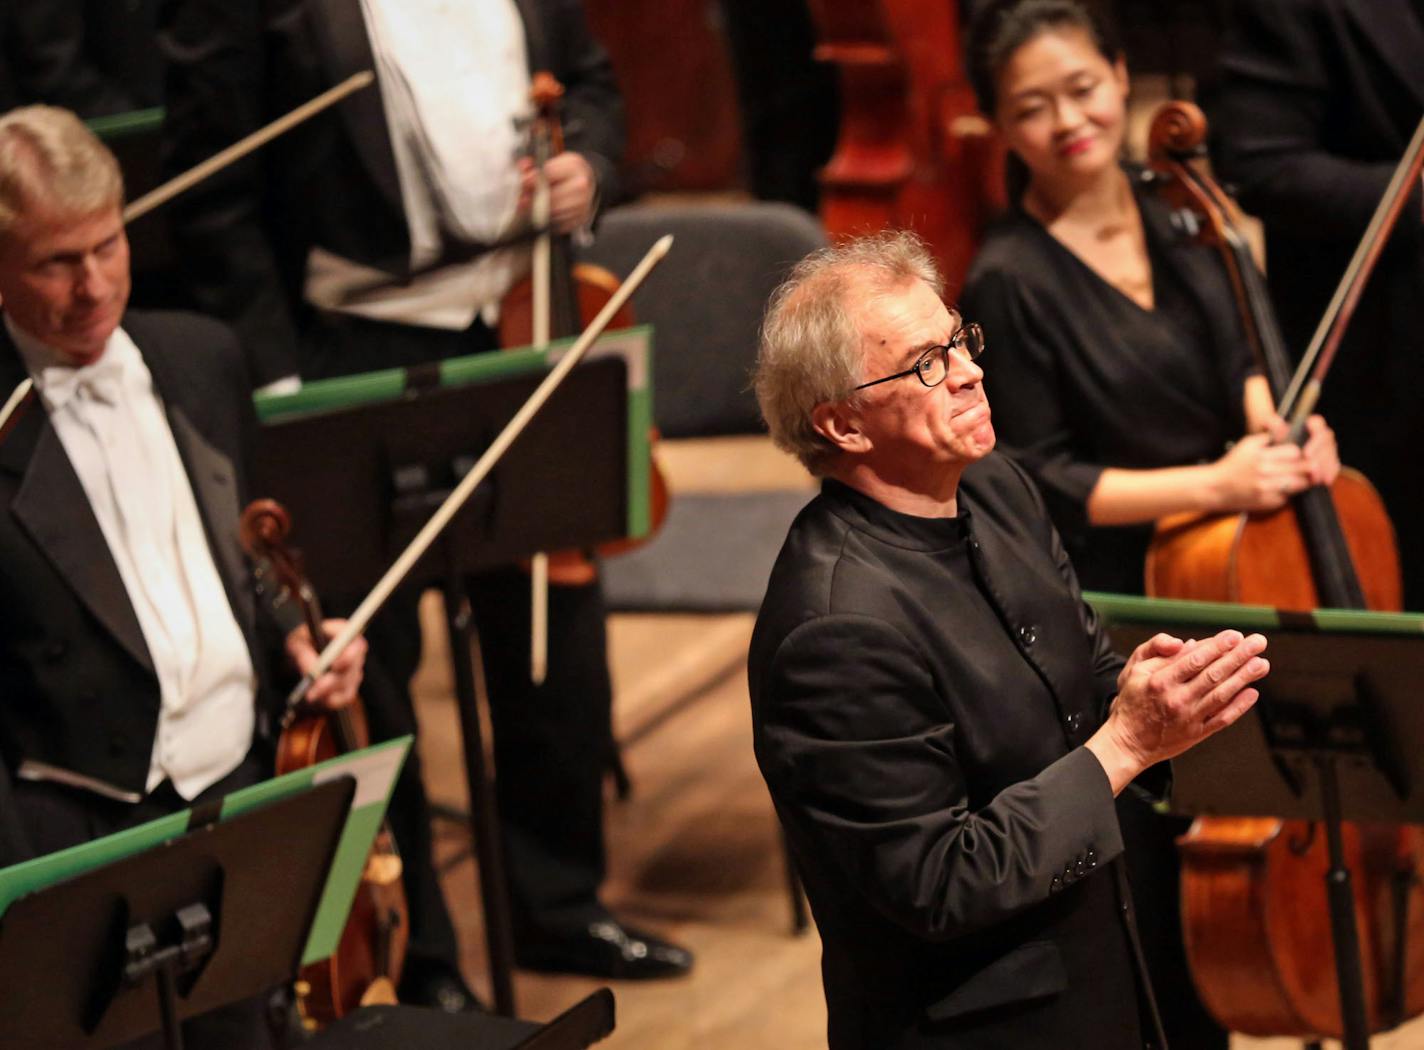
<box><xmin>748</xmin><ymin>231</ymin><xmax>1270</xmax><ymax>1049</ymax></box>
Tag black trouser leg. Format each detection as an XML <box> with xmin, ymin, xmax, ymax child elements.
<box><xmin>1116</xmin><ymin>792</ymin><xmax>1228</xmax><ymax>1050</ymax></box>
<box><xmin>467</xmin><ymin>566</ymin><xmax>610</xmax><ymax>937</ymax></box>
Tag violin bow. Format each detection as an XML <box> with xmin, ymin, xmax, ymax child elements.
<box><xmin>0</xmin><ymin>378</ymin><xmax>34</xmax><ymax>445</ymax></box>
<box><xmin>526</xmin><ymin>73</ymin><xmax>566</xmax><ymax>686</ymax></box>
<box><xmin>1279</xmin><ymin>113</ymin><xmax>1424</xmax><ymax>437</ymax></box>
<box><xmin>122</xmin><ymin>70</ymin><xmax>375</xmax><ymax>224</ymax></box>
<box><xmin>285</xmin><ymin>234</ymin><xmax>674</xmax><ymax>708</ymax></box>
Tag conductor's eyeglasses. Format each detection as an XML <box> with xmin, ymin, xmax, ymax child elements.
<box><xmin>853</xmin><ymin>323</ymin><xmax>986</xmax><ymax>391</ymax></box>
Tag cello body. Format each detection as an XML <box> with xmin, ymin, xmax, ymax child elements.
<box><xmin>1169</xmin><ymin>817</ymin><xmax>1424</xmax><ymax>1035</ymax></box>
<box><xmin>1146</xmin><ymin>468</ymin><xmax>1401</xmax><ymax>612</ymax></box>
<box><xmin>1140</xmin><ymin>102</ymin><xmax>1421</xmax><ymax>1039</ymax></box>
<box><xmin>1145</xmin><ymin>473</ymin><xmax>1421</xmax><ymax>1036</ymax></box>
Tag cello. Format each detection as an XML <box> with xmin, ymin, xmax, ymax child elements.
<box><xmin>239</xmin><ymin>499</ymin><xmax>409</xmax><ymax>1028</ymax></box>
<box><xmin>1139</xmin><ymin>102</ymin><xmax>1424</xmax><ymax>1041</ymax></box>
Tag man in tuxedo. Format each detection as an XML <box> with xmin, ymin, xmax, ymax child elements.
<box><xmin>159</xmin><ymin>0</ymin><xmax>692</xmax><ymax>1000</ymax></box>
<box><xmin>1206</xmin><ymin>0</ymin><xmax>1424</xmax><ymax>610</ymax></box>
<box><xmin>748</xmin><ymin>231</ymin><xmax>1271</xmax><ymax>1049</ymax></box>
<box><xmin>0</xmin><ymin>103</ymin><xmax>366</xmax><ymax>1047</ymax></box>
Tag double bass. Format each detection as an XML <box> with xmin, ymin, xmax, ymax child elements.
<box><xmin>1140</xmin><ymin>102</ymin><xmax>1424</xmax><ymax>1040</ymax></box>
<box><xmin>806</xmin><ymin>0</ymin><xmax>1005</xmax><ymax>290</ymax></box>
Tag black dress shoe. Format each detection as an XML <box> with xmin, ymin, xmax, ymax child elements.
<box><xmin>398</xmin><ymin>967</ymin><xmax>486</xmax><ymax>1014</ymax></box>
<box><xmin>516</xmin><ymin>918</ymin><xmax>694</xmax><ymax>980</ymax></box>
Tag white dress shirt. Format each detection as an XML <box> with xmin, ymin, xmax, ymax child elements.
<box><xmin>305</xmin><ymin>0</ymin><xmax>532</xmax><ymax>329</ymax></box>
<box><xmin>9</xmin><ymin>317</ymin><xmax>256</xmax><ymax>801</ymax></box>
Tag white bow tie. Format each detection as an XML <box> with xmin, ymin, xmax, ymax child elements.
<box><xmin>43</xmin><ymin>352</ymin><xmax>126</xmax><ymax>408</ymax></box>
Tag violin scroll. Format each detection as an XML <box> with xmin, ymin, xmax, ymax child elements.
<box><xmin>239</xmin><ymin>498</ymin><xmax>291</xmax><ymax>560</ymax></box>
<box><xmin>240</xmin><ymin>497</ymin><xmax>326</xmax><ymax>669</ymax></box>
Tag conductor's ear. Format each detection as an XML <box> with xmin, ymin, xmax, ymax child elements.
<box><xmin>812</xmin><ymin>399</ymin><xmax>872</xmax><ymax>456</ymax></box>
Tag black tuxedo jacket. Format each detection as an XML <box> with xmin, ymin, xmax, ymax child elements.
<box><xmin>158</xmin><ymin>0</ymin><xmax>625</xmax><ymax>386</ymax></box>
<box><xmin>1206</xmin><ymin>0</ymin><xmax>1424</xmax><ymax>448</ymax></box>
<box><xmin>749</xmin><ymin>455</ymin><xmax>1163</xmax><ymax>1049</ymax></box>
<box><xmin>0</xmin><ymin>310</ymin><xmax>285</xmax><ymax>799</ymax></box>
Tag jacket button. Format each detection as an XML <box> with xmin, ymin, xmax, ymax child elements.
<box><xmin>1065</xmin><ymin>711</ymin><xmax>1083</xmax><ymax>733</ymax></box>
<box><xmin>1018</xmin><ymin>625</ymin><xmax>1037</xmax><ymax>646</ymax></box>
<box><xmin>1050</xmin><ymin>875</ymin><xmax>1062</xmax><ymax>893</ymax></box>
<box><xmin>43</xmin><ymin>640</ymin><xmax>66</xmax><ymax>661</ymax></box>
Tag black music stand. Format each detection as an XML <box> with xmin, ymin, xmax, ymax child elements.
<box><xmin>306</xmin><ymin>988</ymin><xmax>615</xmax><ymax>1049</ymax></box>
<box><xmin>0</xmin><ymin>776</ymin><xmax>355</xmax><ymax>1050</ymax></box>
<box><xmin>1093</xmin><ymin>594</ymin><xmax>1424</xmax><ymax>1050</ymax></box>
<box><xmin>251</xmin><ymin>353</ymin><xmax>638</xmax><ymax>1016</ymax></box>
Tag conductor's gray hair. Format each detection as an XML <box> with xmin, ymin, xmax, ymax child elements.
<box><xmin>754</xmin><ymin>229</ymin><xmax>943</xmax><ymax>474</ymax></box>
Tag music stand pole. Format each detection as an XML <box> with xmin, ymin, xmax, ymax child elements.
<box><xmin>443</xmin><ymin>543</ymin><xmax>517</xmax><ymax>1015</ymax></box>
<box><xmin>1316</xmin><ymin>754</ymin><xmax>1371</xmax><ymax>1050</ymax></box>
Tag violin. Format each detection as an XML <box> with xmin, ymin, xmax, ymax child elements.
<box><xmin>239</xmin><ymin>499</ymin><xmax>409</xmax><ymax>1028</ymax></box>
<box><xmin>500</xmin><ymin>72</ymin><xmax>670</xmax><ymax>589</ymax></box>
<box><xmin>1139</xmin><ymin>102</ymin><xmax>1422</xmax><ymax>1041</ymax></box>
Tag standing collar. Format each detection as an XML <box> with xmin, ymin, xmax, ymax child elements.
<box><xmin>820</xmin><ymin>477</ymin><xmax>971</xmax><ymax>551</ymax></box>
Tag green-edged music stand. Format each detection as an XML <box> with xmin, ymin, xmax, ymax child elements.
<box><xmin>1088</xmin><ymin>593</ymin><xmax>1424</xmax><ymax>1050</ymax></box>
<box><xmin>0</xmin><ymin>739</ymin><xmax>409</xmax><ymax>1050</ymax></box>
<box><xmin>249</xmin><ymin>330</ymin><xmax>654</xmax><ymax>1016</ymax></box>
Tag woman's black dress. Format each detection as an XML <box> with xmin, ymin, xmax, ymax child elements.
<box><xmin>960</xmin><ymin>180</ymin><xmax>1255</xmax><ymax>595</ymax></box>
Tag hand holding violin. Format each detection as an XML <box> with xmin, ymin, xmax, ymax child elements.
<box><xmin>517</xmin><ymin>152</ymin><xmax>597</xmax><ymax>233</ymax></box>
<box><xmin>285</xmin><ymin>619</ymin><xmax>367</xmax><ymax>709</ymax></box>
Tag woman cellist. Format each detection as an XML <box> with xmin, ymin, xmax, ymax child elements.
<box><xmin>956</xmin><ymin>2</ymin><xmax>1343</xmax><ymax>1046</ymax></box>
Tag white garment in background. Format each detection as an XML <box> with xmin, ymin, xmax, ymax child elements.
<box><xmin>306</xmin><ymin>0</ymin><xmax>532</xmax><ymax>329</ymax></box>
